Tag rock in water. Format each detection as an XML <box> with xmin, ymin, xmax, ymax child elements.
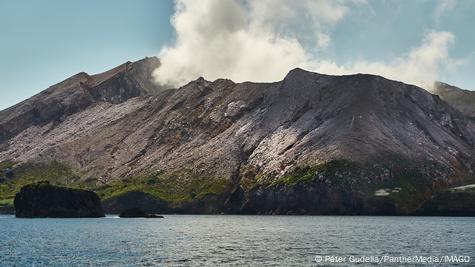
<box><xmin>119</xmin><ymin>208</ymin><xmax>164</xmax><ymax>218</ymax></box>
<box><xmin>14</xmin><ymin>181</ymin><xmax>105</xmax><ymax>218</ymax></box>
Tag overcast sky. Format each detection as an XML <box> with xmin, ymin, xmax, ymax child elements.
<box><xmin>1</xmin><ymin>0</ymin><xmax>474</xmax><ymax>110</ymax></box>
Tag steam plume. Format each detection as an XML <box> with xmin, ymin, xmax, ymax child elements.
<box><xmin>154</xmin><ymin>0</ymin><xmax>460</xmax><ymax>90</ymax></box>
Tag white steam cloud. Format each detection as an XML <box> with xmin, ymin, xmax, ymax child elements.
<box><xmin>154</xmin><ymin>0</ymin><xmax>460</xmax><ymax>90</ymax></box>
<box><xmin>316</xmin><ymin>30</ymin><xmax>459</xmax><ymax>90</ymax></box>
<box><xmin>434</xmin><ymin>0</ymin><xmax>456</xmax><ymax>26</ymax></box>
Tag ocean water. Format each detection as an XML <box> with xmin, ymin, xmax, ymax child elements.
<box><xmin>0</xmin><ymin>215</ymin><xmax>474</xmax><ymax>266</ymax></box>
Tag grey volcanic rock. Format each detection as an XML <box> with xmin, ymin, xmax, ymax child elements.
<box><xmin>433</xmin><ymin>81</ymin><xmax>475</xmax><ymax>118</ymax></box>
<box><xmin>0</xmin><ymin>57</ymin><xmax>161</xmax><ymax>144</ymax></box>
<box><xmin>2</xmin><ymin>59</ymin><xmax>475</xmax><ymax>215</ymax></box>
<box><xmin>14</xmin><ymin>181</ymin><xmax>104</xmax><ymax>218</ymax></box>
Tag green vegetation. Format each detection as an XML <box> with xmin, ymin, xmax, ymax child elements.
<box><xmin>0</xmin><ymin>198</ymin><xmax>13</xmax><ymax>206</ymax></box>
<box><xmin>251</xmin><ymin>173</ymin><xmax>271</xmax><ymax>188</ymax></box>
<box><xmin>0</xmin><ymin>160</ymin><xmax>15</xmax><ymax>170</ymax></box>
<box><xmin>0</xmin><ymin>156</ymin><xmax>459</xmax><ymax>215</ymax></box>
<box><xmin>0</xmin><ymin>160</ymin><xmax>232</xmax><ymax>208</ymax></box>
<box><xmin>24</xmin><ymin>180</ymin><xmax>51</xmax><ymax>188</ymax></box>
<box><xmin>278</xmin><ymin>166</ymin><xmax>316</xmax><ymax>185</ymax></box>
<box><xmin>0</xmin><ymin>161</ymin><xmax>79</xmax><ymax>206</ymax></box>
<box><xmin>248</xmin><ymin>158</ymin><xmax>441</xmax><ymax>214</ymax></box>
<box><xmin>388</xmin><ymin>172</ymin><xmax>430</xmax><ymax>199</ymax></box>
<box><xmin>361</xmin><ymin>168</ymin><xmax>434</xmax><ymax>214</ymax></box>
<box><xmin>277</xmin><ymin>159</ymin><xmax>363</xmax><ymax>186</ymax></box>
<box><xmin>97</xmin><ymin>170</ymin><xmax>232</xmax><ymax>205</ymax></box>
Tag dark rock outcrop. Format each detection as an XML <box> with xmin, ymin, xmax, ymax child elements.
<box><xmin>102</xmin><ymin>191</ymin><xmax>170</xmax><ymax>214</ymax></box>
<box><xmin>119</xmin><ymin>208</ymin><xmax>164</xmax><ymax>218</ymax></box>
<box><xmin>416</xmin><ymin>185</ymin><xmax>475</xmax><ymax>216</ymax></box>
<box><xmin>102</xmin><ymin>191</ymin><xmax>226</xmax><ymax>215</ymax></box>
<box><xmin>14</xmin><ymin>181</ymin><xmax>104</xmax><ymax>218</ymax></box>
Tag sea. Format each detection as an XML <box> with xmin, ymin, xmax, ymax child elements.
<box><xmin>0</xmin><ymin>215</ymin><xmax>473</xmax><ymax>266</ymax></box>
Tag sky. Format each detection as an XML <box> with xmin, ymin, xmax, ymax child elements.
<box><xmin>1</xmin><ymin>0</ymin><xmax>474</xmax><ymax>110</ymax></box>
<box><xmin>0</xmin><ymin>0</ymin><xmax>174</xmax><ymax>110</ymax></box>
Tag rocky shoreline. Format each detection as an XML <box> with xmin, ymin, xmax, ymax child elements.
<box><xmin>2</xmin><ymin>181</ymin><xmax>475</xmax><ymax>217</ymax></box>
<box><xmin>1</xmin><ymin>181</ymin><xmax>474</xmax><ymax>217</ymax></box>
<box><xmin>102</xmin><ymin>189</ymin><xmax>475</xmax><ymax>216</ymax></box>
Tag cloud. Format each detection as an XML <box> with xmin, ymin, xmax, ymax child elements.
<box><xmin>318</xmin><ymin>30</ymin><xmax>460</xmax><ymax>90</ymax></box>
<box><xmin>154</xmin><ymin>0</ymin><xmax>361</xmax><ymax>86</ymax></box>
<box><xmin>154</xmin><ymin>0</ymin><xmax>461</xmax><ymax>90</ymax></box>
<box><xmin>433</xmin><ymin>0</ymin><xmax>456</xmax><ymax>26</ymax></box>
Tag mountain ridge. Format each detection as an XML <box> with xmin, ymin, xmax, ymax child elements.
<box><xmin>433</xmin><ymin>81</ymin><xmax>475</xmax><ymax>118</ymax></box>
<box><xmin>0</xmin><ymin>57</ymin><xmax>161</xmax><ymax>144</ymax></box>
<box><xmin>1</xmin><ymin>58</ymin><xmax>475</xmax><ymax>215</ymax></box>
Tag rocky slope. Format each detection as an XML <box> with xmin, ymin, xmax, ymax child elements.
<box><xmin>0</xmin><ymin>57</ymin><xmax>161</xmax><ymax>145</ymax></box>
<box><xmin>433</xmin><ymin>81</ymin><xmax>475</xmax><ymax>118</ymax></box>
<box><xmin>1</xmin><ymin>58</ymin><xmax>475</xmax><ymax>215</ymax></box>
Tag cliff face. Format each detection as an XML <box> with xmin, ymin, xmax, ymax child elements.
<box><xmin>14</xmin><ymin>181</ymin><xmax>104</xmax><ymax>218</ymax></box>
<box><xmin>416</xmin><ymin>185</ymin><xmax>475</xmax><ymax>216</ymax></box>
<box><xmin>2</xmin><ymin>59</ymin><xmax>475</xmax><ymax>215</ymax></box>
